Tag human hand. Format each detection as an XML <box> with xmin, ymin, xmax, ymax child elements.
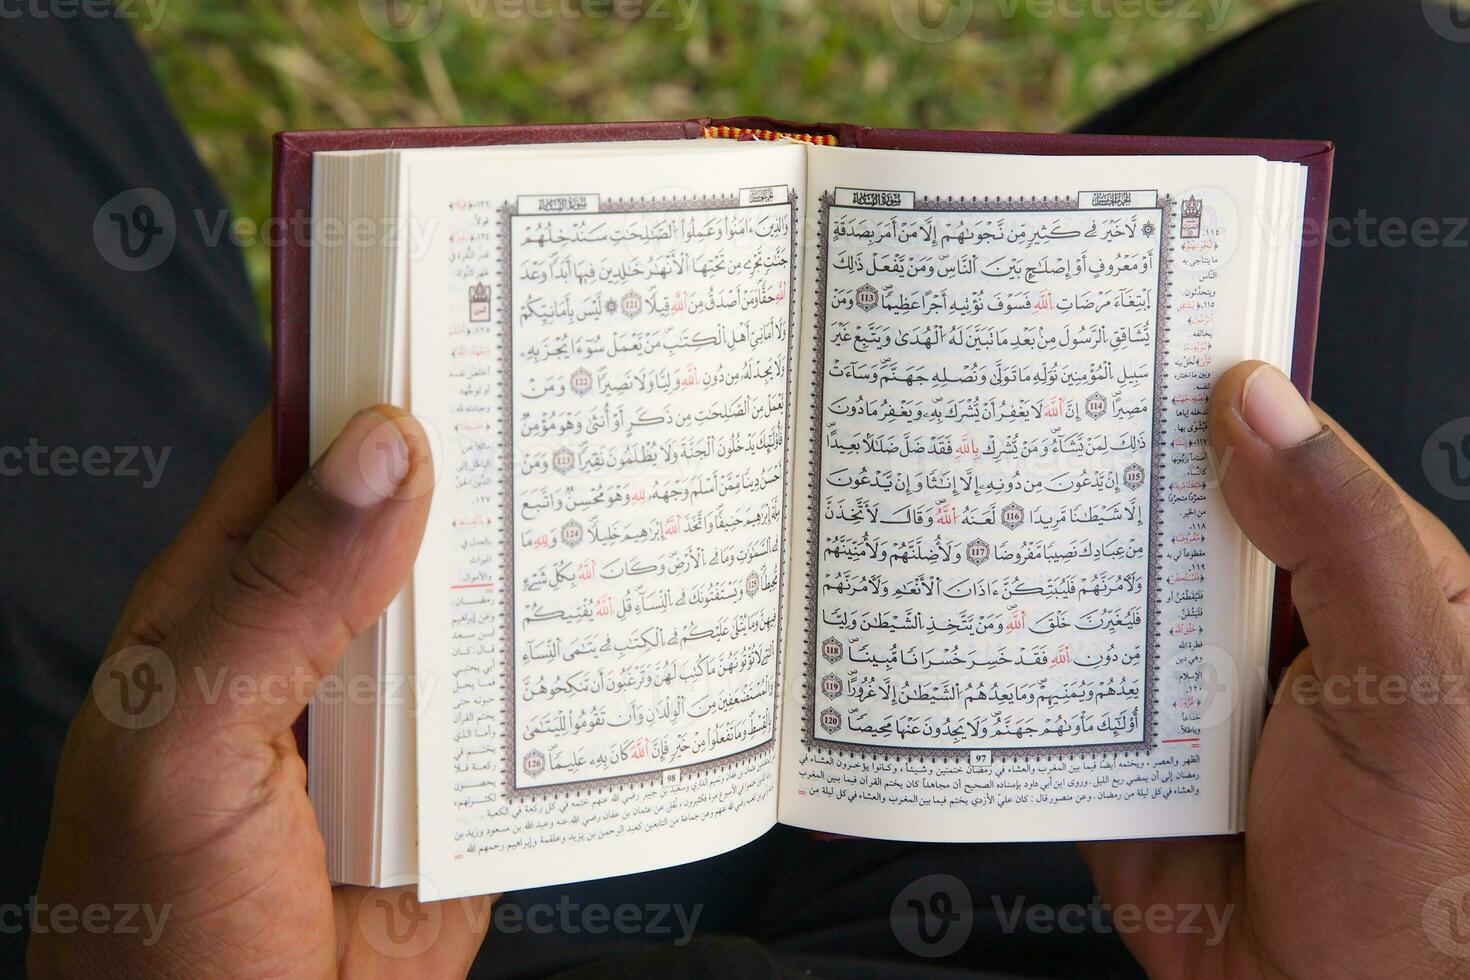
<box><xmin>1081</xmin><ymin>361</ymin><xmax>1470</xmax><ymax>977</ymax></box>
<box><xmin>30</xmin><ymin>407</ymin><xmax>494</xmax><ymax>977</ymax></box>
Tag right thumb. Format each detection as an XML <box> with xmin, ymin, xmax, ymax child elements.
<box><xmin>1208</xmin><ymin>361</ymin><xmax>1455</xmax><ymax>680</ymax></box>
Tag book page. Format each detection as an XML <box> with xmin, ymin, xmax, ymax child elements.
<box><xmin>406</xmin><ymin>140</ymin><xmax>805</xmax><ymax>898</ymax></box>
<box><xmin>778</xmin><ymin>144</ymin><xmax>1297</xmax><ymax>842</ymax></box>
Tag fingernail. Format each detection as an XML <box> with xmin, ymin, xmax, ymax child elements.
<box><xmin>1240</xmin><ymin>365</ymin><xmax>1321</xmax><ymax>448</ymax></box>
<box><xmin>314</xmin><ymin>408</ymin><xmax>410</xmax><ymax>507</ymax></box>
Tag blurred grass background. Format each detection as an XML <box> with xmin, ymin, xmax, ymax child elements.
<box><xmin>133</xmin><ymin>0</ymin><xmax>1298</xmax><ymax>324</ymax></box>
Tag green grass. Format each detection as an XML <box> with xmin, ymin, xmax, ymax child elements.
<box><xmin>133</xmin><ymin>0</ymin><xmax>1298</xmax><ymax>327</ymax></box>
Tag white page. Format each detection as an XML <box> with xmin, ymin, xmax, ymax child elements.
<box><xmin>778</xmin><ymin>144</ymin><xmax>1295</xmax><ymax>842</ymax></box>
<box><xmin>406</xmin><ymin>140</ymin><xmax>806</xmax><ymax>899</ymax></box>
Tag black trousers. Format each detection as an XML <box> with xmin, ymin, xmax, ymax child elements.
<box><xmin>3</xmin><ymin>2</ymin><xmax>1466</xmax><ymax>976</ymax></box>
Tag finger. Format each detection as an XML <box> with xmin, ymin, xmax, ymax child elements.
<box><xmin>334</xmin><ymin>885</ymin><xmax>496</xmax><ymax>974</ymax></box>
<box><xmin>1313</xmin><ymin>406</ymin><xmax>1470</xmax><ymax>605</ymax></box>
<box><xmin>1271</xmin><ymin>645</ymin><xmax>1318</xmax><ymax>707</ymax></box>
<box><xmin>108</xmin><ymin>409</ymin><xmax>277</xmax><ymax>653</ymax></box>
<box><xmin>1209</xmin><ymin>361</ymin><xmax>1460</xmax><ymax>679</ymax></box>
<box><xmin>1077</xmin><ymin>837</ymin><xmax>1241</xmax><ymax>977</ymax></box>
<box><xmin>163</xmin><ymin>405</ymin><xmax>434</xmax><ymax>736</ymax></box>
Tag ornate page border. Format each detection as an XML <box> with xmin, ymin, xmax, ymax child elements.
<box><xmin>800</xmin><ymin>190</ymin><xmax>1174</xmax><ymax>761</ymax></box>
<box><xmin>497</xmin><ymin>191</ymin><xmax>801</xmax><ymax>798</ymax></box>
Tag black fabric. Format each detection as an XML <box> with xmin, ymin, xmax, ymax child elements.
<box><xmin>2</xmin><ymin>1</ymin><xmax>1465</xmax><ymax>976</ymax></box>
<box><xmin>0</xmin><ymin>6</ymin><xmax>265</xmax><ymax>972</ymax></box>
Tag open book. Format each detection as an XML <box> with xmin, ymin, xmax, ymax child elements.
<box><xmin>272</xmin><ymin>119</ymin><xmax>1330</xmax><ymax>900</ymax></box>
